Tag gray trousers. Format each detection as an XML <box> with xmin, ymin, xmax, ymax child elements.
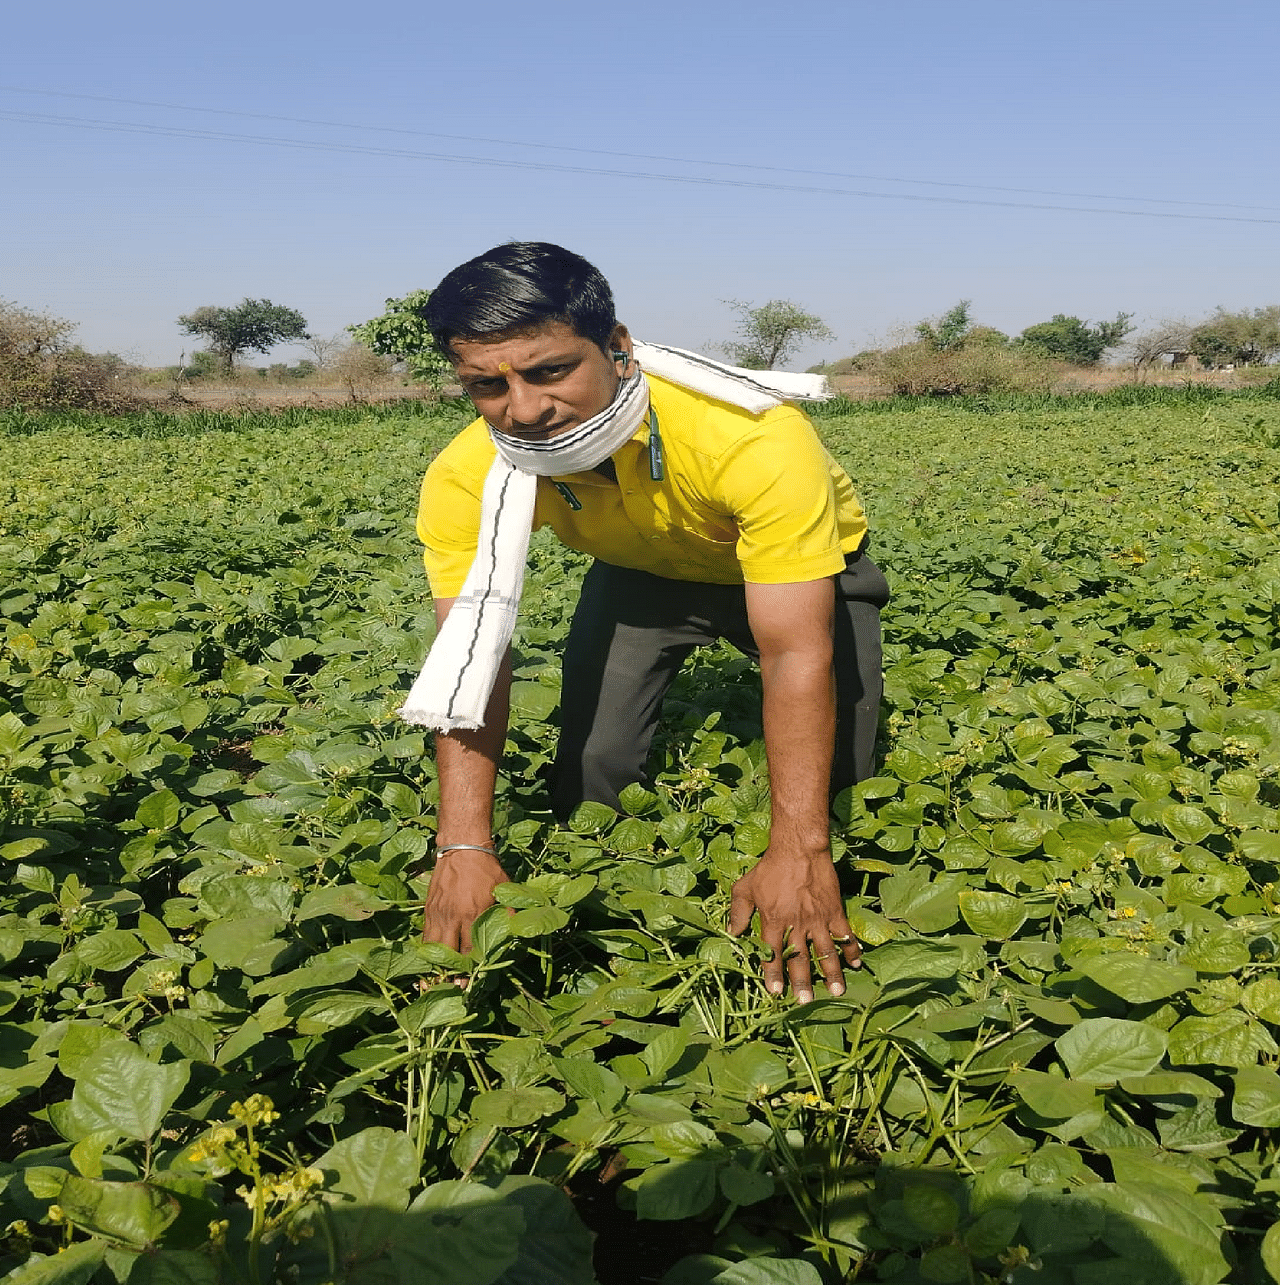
<box><xmin>548</xmin><ymin>548</ymin><xmax>890</xmax><ymax>818</ymax></box>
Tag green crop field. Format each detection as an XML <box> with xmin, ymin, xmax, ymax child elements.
<box><xmin>2</xmin><ymin>387</ymin><xmax>1280</xmax><ymax>1285</ymax></box>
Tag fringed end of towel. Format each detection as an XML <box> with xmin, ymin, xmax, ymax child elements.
<box><xmin>397</xmin><ymin>703</ymin><xmax>484</xmax><ymax>733</ymax></box>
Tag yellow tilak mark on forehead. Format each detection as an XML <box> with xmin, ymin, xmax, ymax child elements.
<box><xmin>498</xmin><ymin>361</ymin><xmax>511</xmax><ymax>373</ymax></box>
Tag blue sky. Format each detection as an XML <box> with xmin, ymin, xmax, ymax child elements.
<box><xmin>3</xmin><ymin>0</ymin><xmax>1276</xmax><ymax>368</ymax></box>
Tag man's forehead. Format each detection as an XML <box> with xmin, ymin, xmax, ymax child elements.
<box><xmin>451</xmin><ymin>320</ymin><xmax>583</xmax><ymax>355</ymax></box>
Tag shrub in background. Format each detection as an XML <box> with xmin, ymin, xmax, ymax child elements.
<box><xmin>871</xmin><ymin>339</ymin><xmax>1058</xmax><ymax>396</ymax></box>
<box><xmin>333</xmin><ymin>339</ymin><xmax>395</xmax><ymax>402</ymax></box>
<box><xmin>0</xmin><ymin>299</ymin><xmax>138</xmax><ymax>411</ymax></box>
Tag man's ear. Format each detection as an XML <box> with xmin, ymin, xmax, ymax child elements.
<box><xmin>608</xmin><ymin>324</ymin><xmax>634</xmax><ymax>373</ymax></box>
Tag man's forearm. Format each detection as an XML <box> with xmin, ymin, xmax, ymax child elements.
<box><xmin>759</xmin><ymin>645</ymin><xmax>836</xmax><ymax>851</ymax></box>
<box><xmin>435</xmin><ymin>651</ymin><xmax>512</xmax><ymax>843</ymax></box>
<box><xmin>422</xmin><ymin>649</ymin><xmax>512</xmax><ymax>952</ymax></box>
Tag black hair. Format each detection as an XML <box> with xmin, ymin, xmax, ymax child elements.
<box><xmin>423</xmin><ymin>242</ymin><xmax>617</xmax><ymax>358</ymax></box>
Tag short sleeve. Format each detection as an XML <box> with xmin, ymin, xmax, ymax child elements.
<box><xmin>711</xmin><ymin>407</ymin><xmax>848</xmax><ymax>584</ymax></box>
<box><xmin>416</xmin><ymin>456</ymin><xmax>485</xmax><ymax>600</ymax></box>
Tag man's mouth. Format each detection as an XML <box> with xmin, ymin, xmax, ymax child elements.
<box><xmin>506</xmin><ymin>422</ymin><xmax>570</xmax><ymax>441</ymax></box>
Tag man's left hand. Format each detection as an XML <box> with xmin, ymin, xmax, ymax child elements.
<box><xmin>728</xmin><ymin>848</ymin><xmax>861</xmax><ymax>1003</ymax></box>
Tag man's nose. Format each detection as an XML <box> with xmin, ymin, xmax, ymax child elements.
<box><xmin>506</xmin><ymin>377</ymin><xmax>554</xmax><ymax>427</ymax></box>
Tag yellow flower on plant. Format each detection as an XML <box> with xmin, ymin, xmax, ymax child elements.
<box><xmin>230</xmin><ymin>1095</ymin><xmax>280</xmax><ymax>1127</ymax></box>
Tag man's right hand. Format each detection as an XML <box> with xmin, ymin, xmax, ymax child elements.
<box><xmin>422</xmin><ymin>847</ymin><xmax>509</xmax><ymax>952</ymax></box>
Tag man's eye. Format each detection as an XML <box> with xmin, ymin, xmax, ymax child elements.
<box><xmin>468</xmin><ymin>378</ymin><xmax>504</xmax><ymax>394</ymax></box>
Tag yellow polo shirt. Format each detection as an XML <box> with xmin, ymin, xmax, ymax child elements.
<box><xmin>417</xmin><ymin>375</ymin><xmax>867</xmax><ymax>598</ymax></box>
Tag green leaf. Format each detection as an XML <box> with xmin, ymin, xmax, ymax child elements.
<box><xmin>1240</xmin><ymin>830</ymin><xmax>1280</xmax><ymax>863</ymax></box>
<box><xmin>1161</xmin><ymin>804</ymin><xmax>1215</xmax><ymax>845</ymax></box>
<box><xmin>294</xmin><ymin>990</ymin><xmax>391</xmax><ymax>1031</ymax></box>
<box><xmin>964</xmin><ymin>1206</ymin><xmax>1021</xmax><ymax>1257</ymax></box>
<box><xmin>398</xmin><ymin>988</ymin><xmax>468</xmax><ymax>1034</ymax></box>
<box><xmin>634</xmin><ymin>1159</ymin><xmax>719</xmax><ymax>1220</ymax></box>
<box><xmin>56</xmin><ymin>1174</ymin><xmax>180</xmax><ymax>1248</ymax></box>
<box><xmin>1020</xmin><ymin>1189</ymin><xmax>1104</xmax><ymax>1255</ymax></box>
<box><xmin>864</xmin><ymin>941</ymin><xmax>969</xmax><ymax>986</ymax></box>
<box><xmin>135</xmin><ymin>788</ymin><xmax>181</xmax><ymax>830</ymax></box>
<box><xmin>1055</xmin><ymin>1018</ymin><xmax>1167</xmax><ymax>1083</ymax></box>
<box><xmin>553</xmin><ymin>1056</ymin><xmax>626</xmax><ymax>1113</ymax></box>
<box><xmin>1180</xmin><ymin>929</ymin><xmax>1251</xmax><ymax>973</ymax></box>
<box><xmin>1232</xmin><ymin>1065</ymin><xmax>1280</xmax><ymax>1126</ymax></box>
<box><xmin>958</xmin><ymin>889</ymin><xmax>1027</xmax><ymax>939</ymax></box>
<box><xmin>127</xmin><ymin>1252</ymin><xmax>220</xmax><ymax>1285</ymax></box>
<box><xmin>198</xmin><ymin>873</ymin><xmax>294</xmax><ymax>920</ymax></box>
<box><xmin>197</xmin><ymin>913</ymin><xmax>288</xmax><ymax>974</ymax></box>
<box><xmin>568</xmin><ymin>801</ymin><xmax>616</xmax><ymax>832</ymax></box>
<box><xmin>1079</xmin><ymin>953</ymin><xmax>1197</xmax><ymax>1004</ymax></box>
<box><xmin>1156</xmin><ymin>1101</ymin><xmax>1239</xmax><ymax>1152</ymax></box>
<box><xmin>1246</xmin><ymin>978</ymin><xmax>1280</xmax><ymax>1022</ymax></box>
<box><xmin>77</xmin><ymin>928</ymin><xmax>144</xmax><ymax>972</ymax></box>
<box><xmin>903</xmin><ymin>1183</ymin><xmax>960</xmax><ymax>1235</ymax></box>
<box><xmin>471</xmin><ymin>1086</ymin><xmax>565</xmax><ymax>1128</ymax></box>
<box><xmin>651</xmin><ymin>1121</ymin><xmax>718</xmax><ymax>1158</ymax></box>
<box><xmin>510</xmin><ymin>681</ymin><xmax>558</xmax><ymax>720</ymax></box>
<box><xmin>318</xmin><ymin>1125</ymin><xmax>417</xmax><ymax>1206</ymax></box>
<box><xmin>488</xmin><ymin>1176</ymin><xmax>596</xmax><ymax>1285</ymax></box>
<box><xmin>880</xmin><ymin>868</ymin><xmax>963</xmax><ymax>932</ymax></box>
<box><xmin>1</xmin><ymin>1240</ymin><xmax>106</xmax><ymax>1285</ymax></box>
<box><xmin>71</xmin><ymin>1042</ymin><xmax>189</xmax><ymax>1141</ymax></box>
<box><xmin>509</xmin><ymin>905</ymin><xmax>571</xmax><ymax>937</ymax></box>
<box><xmin>1169</xmin><ymin>1010</ymin><xmax>1278</xmax><ymax>1068</ymax></box>
<box><xmin>710</xmin><ymin>1043</ymin><xmax>788</xmax><ymax>1100</ymax></box>
<box><xmin>719</xmin><ymin>1164</ymin><xmax>774</xmax><ymax>1206</ymax></box>
<box><xmin>296</xmin><ymin>883</ymin><xmax>389</xmax><ymax>921</ymax></box>
<box><xmin>1009</xmin><ymin>1070</ymin><xmax>1099</xmax><ymax>1119</ymax></box>
<box><xmin>714</xmin><ymin>1263</ymin><xmax>824</xmax><ymax>1285</ymax></box>
<box><xmin>1119</xmin><ymin>1072</ymin><xmax>1221</xmax><ymax>1101</ymax></box>
<box><xmin>1262</xmin><ymin>1221</ymin><xmax>1280</xmax><ymax>1284</ymax></box>
<box><xmin>1089</xmin><ymin>1182</ymin><xmax>1228</xmax><ymax>1285</ymax></box>
<box><xmin>919</xmin><ymin>1244</ymin><xmax>971</xmax><ymax>1283</ymax></box>
<box><xmin>393</xmin><ymin>1180</ymin><xmax>525</xmax><ymax>1285</ymax></box>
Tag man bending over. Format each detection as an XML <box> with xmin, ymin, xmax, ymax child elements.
<box><xmin>402</xmin><ymin>242</ymin><xmax>889</xmax><ymax>1003</ymax></box>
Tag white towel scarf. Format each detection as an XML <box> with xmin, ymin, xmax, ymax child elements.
<box><xmin>399</xmin><ymin>342</ymin><xmax>831</xmax><ymax>731</ymax></box>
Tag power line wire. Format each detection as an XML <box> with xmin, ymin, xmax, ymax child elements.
<box><xmin>2</xmin><ymin>83</ymin><xmax>1277</xmax><ymax>216</ymax></box>
<box><xmin>5</xmin><ymin>108</ymin><xmax>1280</xmax><ymax>226</ymax></box>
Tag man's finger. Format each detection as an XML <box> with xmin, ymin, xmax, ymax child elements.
<box><xmin>728</xmin><ymin>884</ymin><xmax>756</xmax><ymax>937</ymax></box>
<box><xmin>814</xmin><ymin>941</ymin><xmax>846</xmax><ymax>998</ymax></box>
<box><xmin>760</xmin><ymin>926</ymin><xmax>788</xmax><ymax>996</ymax></box>
<box><xmin>831</xmin><ymin>915</ymin><xmax>863</xmax><ymax>969</ymax></box>
<box><xmin>422</xmin><ymin>905</ymin><xmax>460</xmax><ymax>952</ymax></box>
<box><xmin>786</xmin><ymin>946</ymin><xmax>814</xmax><ymax>1005</ymax></box>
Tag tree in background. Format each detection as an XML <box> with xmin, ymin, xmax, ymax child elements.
<box><xmin>1126</xmin><ymin>319</ymin><xmax>1195</xmax><ymax>372</ymax></box>
<box><xmin>1018</xmin><ymin>313</ymin><xmax>1133</xmax><ymax>366</ymax></box>
<box><xmin>1188</xmin><ymin>306</ymin><xmax>1280</xmax><ymax>368</ymax></box>
<box><xmin>348</xmin><ymin>290</ymin><xmax>452</xmax><ymax>390</ymax></box>
<box><xmin>300</xmin><ymin>332</ymin><xmax>346</xmax><ymax>370</ymax></box>
<box><xmin>178</xmin><ymin>299</ymin><xmax>309</xmax><ymax>374</ymax></box>
<box><xmin>719</xmin><ymin>299</ymin><xmax>834</xmax><ymax>370</ymax></box>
